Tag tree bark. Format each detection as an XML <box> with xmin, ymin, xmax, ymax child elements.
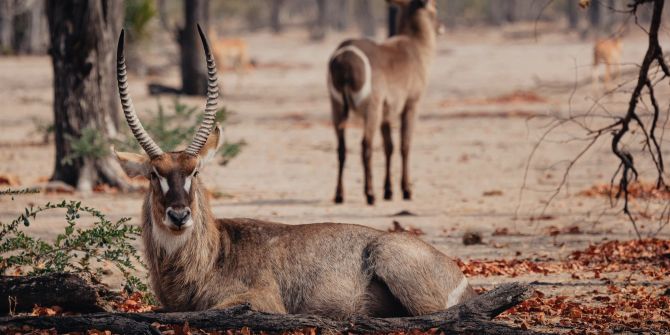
<box><xmin>0</xmin><ymin>274</ymin><xmax>121</xmax><ymax>314</ymax></box>
<box><xmin>179</xmin><ymin>0</ymin><xmax>209</xmax><ymax>95</ymax></box>
<box><xmin>47</xmin><ymin>0</ymin><xmax>129</xmax><ymax>193</ymax></box>
<box><xmin>0</xmin><ymin>283</ymin><xmax>551</xmax><ymax>335</ymax></box>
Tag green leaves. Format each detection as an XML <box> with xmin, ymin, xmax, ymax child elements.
<box><xmin>0</xmin><ymin>199</ymin><xmax>146</xmax><ymax>293</ymax></box>
<box><xmin>115</xmin><ymin>98</ymin><xmax>245</xmax><ymax>165</ymax></box>
<box><xmin>62</xmin><ymin>128</ymin><xmax>111</xmax><ymax>165</ymax></box>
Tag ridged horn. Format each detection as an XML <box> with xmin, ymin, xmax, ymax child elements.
<box><xmin>116</xmin><ymin>29</ymin><xmax>164</xmax><ymax>159</ymax></box>
<box><xmin>184</xmin><ymin>24</ymin><xmax>219</xmax><ymax>156</ymax></box>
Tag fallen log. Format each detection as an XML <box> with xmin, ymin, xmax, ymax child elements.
<box><xmin>0</xmin><ymin>282</ymin><xmax>550</xmax><ymax>335</ymax></box>
<box><xmin>0</xmin><ymin>273</ymin><xmax>122</xmax><ymax>314</ymax></box>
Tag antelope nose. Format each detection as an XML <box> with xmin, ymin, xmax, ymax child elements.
<box><xmin>167</xmin><ymin>207</ymin><xmax>191</xmax><ymax>227</ymax></box>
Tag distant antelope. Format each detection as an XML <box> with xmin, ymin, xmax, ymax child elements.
<box><xmin>209</xmin><ymin>28</ymin><xmax>253</xmax><ymax>87</ymax></box>
<box><xmin>114</xmin><ymin>25</ymin><xmax>475</xmax><ymax>317</ymax></box>
<box><xmin>328</xmin><ymin>0</ymin><xmax>440</xmax><ymax>205</ymax></box>
<box><xmin>592</xmin><ymin>37</ymin><xmax>622</xmax><ymax>92</ymax></box>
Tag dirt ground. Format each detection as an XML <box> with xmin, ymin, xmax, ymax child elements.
<box><xmin>0</xmin><ymin>24</ymin><xmax>669</xmax><ymax>333</ymax></box>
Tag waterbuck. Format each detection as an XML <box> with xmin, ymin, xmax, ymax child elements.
<box><xmin>328</xmin><ymin>0</ymin><xmax>440</xmax><ymax>205</ymax></box>
<box><xmin>114</xmin><ymin>25</ymin><xmax>475</xmax><ymax>318</ymax></box>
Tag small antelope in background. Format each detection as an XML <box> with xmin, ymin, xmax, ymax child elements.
<box><xmin>592</xmin><ymin>37</ymin><xmax>622</xmax><ymax>92</ymax></box>
<box><xmin>328</xmin><ymin>0</ymin><xmax>440</xmax><ymax>205</ymax></box>
<box><xmin>115</xmin><ymin>25</ymin><xmax>475</xmax><ymax>317</ymax></box>
<box><xmin>209</xmin><ymin>28</ymin><xmax>253</xmax><ymax>87</ymax></box>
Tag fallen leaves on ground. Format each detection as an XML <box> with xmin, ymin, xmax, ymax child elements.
<box><xmin>462</xmin><ymin>239</ymin><xmax>670</xmax><ymax>333</ymax></box>
<box><xmin>500</xmin><ymin>286</ymin><xmax>670</xmax><ymax>334</ymax></box>
<box><xmin>439</xmin><ymin>91</ymin><xmax>547</xmax><ymax>108</ymax></box>
<box><xmin>459</xmin><ymin>239</ymin><xmax>670</xmax><ymax>278</ymax></box>
<box><xmin>114</xmin><ymin>292</ymin><xmax>155</xmax><ymax>313</ymax></box>
<box><xmin>388</xmin><ymin>221</ymin><xmax>424</xmax><ymax>236</ymax></box>
<box><xmin>31</xmin><ymin>305</ymin><xmax>63</xmax><ymax>317</ymax></box>
<box><xmin>579</xmin><ymin>181</ymin><xmax>670</xmax><ymax>200</ymax></box>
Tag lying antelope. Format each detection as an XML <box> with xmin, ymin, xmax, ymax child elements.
<box><xmin>114</xmin><ymin>25</ymin><xmax>475</xmax><ymax>317</ymax></box>
<box><xmin>592</xmin><ymin>37</ymin><xmax>622</xmax><ymax>92</ymax></box>
<box><xmin>328</xmin><ymin>0</ymin><xmax>440</xmax><ymax>205</ymax></box>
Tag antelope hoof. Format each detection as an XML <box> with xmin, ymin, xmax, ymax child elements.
<box><xmin>334</xmin><ymin>194</ymin><xmax>344</xmax><ymax>204</ymax></box>
<box><xmin>403</xmin><ymin>190</ymin><xmax>412</xmax><ymax>200</ymax></box>
<box><xmin>366</xmin><ymin>194</ymin><xmax>375</xmax><ymax>205</ymax></box>
<box><xmin>384</xmin><ymin>189</ymin><xmax>393</xmax><ymax>200</ymax></box>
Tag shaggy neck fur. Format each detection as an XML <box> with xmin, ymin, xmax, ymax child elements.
<box><xmin>142</xmin><ymin>178</ymin><xmax>223</xmax><ymax>308</ymax></box>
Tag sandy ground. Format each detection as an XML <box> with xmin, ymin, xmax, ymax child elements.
<box><xmin>0</xmin><ymin>24</ymin><xmax>669</xmax><ymax>331</ymax></box>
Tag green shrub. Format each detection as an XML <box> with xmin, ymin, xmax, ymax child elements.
<box><xmin>62</xmin><ymin>127</ymin><xmax>110</xmax><ymax>166</ymax></box>
<box><xmin>115</xmin><ymin>98</ymin><xmax>245</xmax><ymax>164</ymax></box>
<box><xmin>0</xmin><ymin>193</ymin><xmax>147</xmax><ymax>294</ymax></box>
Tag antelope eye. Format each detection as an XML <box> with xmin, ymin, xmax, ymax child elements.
<box><xmin>150</xmin><ymin>171</ymin><xmax>158</xmax><ymax>180</ymax></box>
<box><xmin>193</xmin><ymin>170</ymin><xmax>199</xmax><ymax>177</ymax></box>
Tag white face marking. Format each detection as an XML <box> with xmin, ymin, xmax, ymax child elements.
<box><xmin>329</xmin><ymin>45</ymin><xmax>372</xmax><ymax>107</ymax></box>
<box><xmin>150</xmin><ymin>202</ymin><xmax>194</xmax><ymax>255</ymax></box>
<box><xmin>446</xmin><ymin>277</ymin><xmax>470</xmax><ymax>308</ymax></box>
<box><xmin>184</xmin><ymin>176</ymin><xmax>192</xmax><ymax>193</ymax></box>
<box><xmin>153</xmin><ymin>167</ymin><xmax>169</xmax><ymax>194</ymax></box>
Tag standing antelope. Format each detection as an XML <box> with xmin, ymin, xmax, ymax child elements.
<box><xmin>114</xmin><ymin>25</ymin><xmax>475</xmax><ymax>317</ymax></box>
<box><xmin>328</xmin><ymin>0</ymin><xmax>439</xmax><ymax>205</ymax></box>
<box><xmin>592</xmin><ymin>37</ymin><xmax>622</xmax><ymax>92</ymax></box>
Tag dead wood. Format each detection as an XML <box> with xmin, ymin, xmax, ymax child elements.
<box><xmin>0</xmin><ymin>282</ymin><xmax>552</xmax><ymax>335</ymax></box>
<box><xmin>0</xmin><ymin>273</ymin><xmax>121</xmax><ymax>314</ymax></box>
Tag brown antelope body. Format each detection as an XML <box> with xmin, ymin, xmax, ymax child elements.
<box><xmin>592</xmin><ymin>37</ymin><xmax>622</xmax><ymax>92</ymax></box>
<box><xmin>328</xmin><ymin>0</ymin><xmax>439</xmax><ymax>205</ymax></box>
<box><xmin>209</xmin><ymin>28</ymin><xmax>253</xmax><ymax>87</ymax></box>
<box><xmin>114</xmin><ymin>25</ymin><xmax>475</xmax><ymax>318</ymax></box>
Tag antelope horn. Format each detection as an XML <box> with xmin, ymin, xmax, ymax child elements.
<box><xmin>184</xmin><ymin>24</ymin><xmax>219</xmax><ymax>156</ymax></box>
<box><xmin>116</xmin><ymin>29</ymin><xmax>164</xmax><ymax>159</ymax></box>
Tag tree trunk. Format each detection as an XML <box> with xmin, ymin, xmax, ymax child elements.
<box><xmin>589</xmin><ymin>1</ymin><xmax>601</xmax><ymax>30</ymax></box>
<box><xmin>310</xmin><ymin>0</ymin><xmax>327</xmax><ymax>41</ymax></box>
<box><xmin>330</xmin><ymin>0</ymin><xmax>350</xmax><ymax>32</ymax></box>
<box><xmin>0</xmin><ymin>0</ymin><xmax>14</xmax><ymax>54</ymax></box>
<box><xmin>356</xmin><ymin>0</ymin><xmax>376</xmax><ymax>38</ymax></box>
<box><xmin>567</xmin><ymin>0</ymin><xmax>579</xmax><ymax>29</ymax></box>
<box><xmin>179</xmin><ymin>0</ymin><xmax>209</xmax><ymax>95</ymax></box>
<box><xmin>12</xmin><ymin>0</ymin><xmax>48</xmax><ymax>54</ymax></box>
<box><xmin>270</xmin><ymin>0</ymin><xmax>284</xmax><ymax>33</ymax></box>
<box><xmin>47</xmin><ymin>0</ymin><xmax>128</xmax><ymax>193</ymax></box>
<box><xmin>388</xmin><ymin>4</ymin><xmax>397</xmax><ymax>37</ymax></box>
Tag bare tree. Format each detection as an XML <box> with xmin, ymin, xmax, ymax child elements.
<box><xmin>179</xmin><ymin>0</ymin><xmax>209</xmax><ymax>95</ymax></box>
<box><xmin>0</xmin><ymin>0</ymin><xmax>48</xmax><ymax>54</ymax></box>
<box><xmin>356</xmin><ymin>0</ymin><xmax>376</xmax><ymax>38</ymax></box>
<box><xmin>46</xmin><ymin>0</ymin><xmax>128</xmax><ymax>192</ymax></box>
<box><xmin>270</xmin><ymin>0</ymin><xmax>285</xmax><ymax>33</ymax></box>
<box><xmin>567</xmin><ymin>0</ymin><xmax>580</xmax><ymax>29</ymax></box>
<box><xmin>524</xmin><ymin>0</ymin><xmax>670</xmax><ymax>238</ymax></box>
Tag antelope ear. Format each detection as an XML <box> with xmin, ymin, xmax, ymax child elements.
<box><xmin>197</xmin><ymin>124</ymin><xmax>224</xmax><ymax>169</ymax></box>
<box><xmin>113</xmin><ymin>147</ymin><xmax>150</xmax><ymax>178</ymax></box>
